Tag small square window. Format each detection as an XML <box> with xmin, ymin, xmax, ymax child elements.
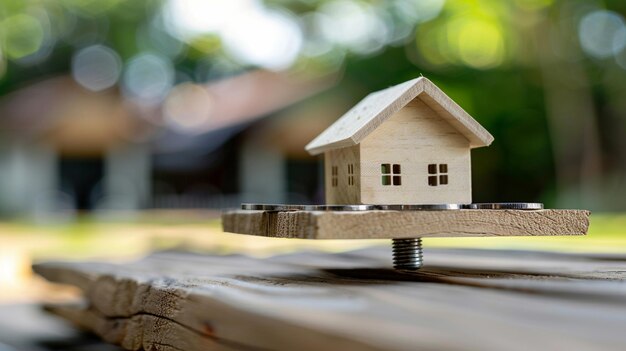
<box><xmin>382</xmin><ymin>175</ymin><xmax>391</xmax><ymax>185</ymax></box>
<box><xmin>382</xmin><ymin>163</ymin><xmax>402</xmax><ymax>186</ymax></box>
<box><xmin>393</xmin><ymin>176</ymin><xmax>401</xmax><ymax>186</ymax></box>
<box><xmin>427</xmin><ymin>163</ymin><xmax>448</xmax><ymax>187</ymax></box>
<box><xmin>439</xmin><ymin>175</ymin><xmax>448</xmax><ymax>185</ymax></box>
<box><xmin>428</xmin><ymin>176</ymin><xmax>438</xmax><ymax>186</ymax></box>
<box><xmin>347</xmin><ymin>164</ymin><xmax>355</xmax><ymax>186</ymax></box>
<box><xmin>331</xmin><ymin>165</ymin><xmax>338</xmax><ymax>187</ymax></box>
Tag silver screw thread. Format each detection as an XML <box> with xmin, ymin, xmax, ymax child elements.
<box><xmin>392</xmin><ymin>238</ymin><xmax>423</xmax><ymax>270</ymax></box>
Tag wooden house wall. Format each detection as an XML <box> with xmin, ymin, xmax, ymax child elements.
<box><xmin>324</xmin><ymin>145</ymin><xmax>360</xmax><ymax>204</ymax></box>
<box><xmin>359</xmin><ymin>98</ymin><xmax>472</xmax><ymax>204</ymax></box>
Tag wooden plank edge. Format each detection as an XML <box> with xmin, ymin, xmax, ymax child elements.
<box><xmin>222</xmin><ymin>209</ymin><xmax>590</xmax><ymax>240</ymax></box>
<box><xmin>44</xmin><ymin>303</ymin><xmax>242</xmax><ymax>351</ymax></box>
<box><xmin>37</xmin><ymin>268</ymin><xmax>385</xmax><ymax>351</ymax></box>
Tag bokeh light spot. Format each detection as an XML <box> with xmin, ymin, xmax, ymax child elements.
<box><xmin>317</xmin><ymin>0</ymin><xmax>389</xmax><ymax>54</ymax></box>
<box><xmin>415</xmin><ymin>26</ymin><xmax>449</xmax><ymax>67</ymax></box>
<box><xmin>163</xmin><ymin>83</ymin><xmax>215</xmax><ymax>132</ymax></box>
<box><xmin>416</xmin><ymin>15</ymin><xmax>505</xmax><ymax>69</ymax></box>
<box><xmin>457</xmin><ymin>19</ymin><xmax>504</xmax><ymax>69</ymax></box>
<box><xmin>72</xmin><ymin>45</ymin><xmax>122</xmax><ymax>91</ymax></box>
<box><xmin>579</xmin><ymin>10</ymin><xmax>626</xmax><ymax>59</ymax></box>
<box><xmin>123</xmin><ymin>53</ymin><xmax>174</xmax><ymax>104</ymax></box>
<box><xmin>1</xmin><ymin>14</ymin><xmax>45</xmax><ymax>60</ymax></box>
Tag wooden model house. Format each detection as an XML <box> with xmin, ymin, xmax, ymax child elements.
<box><xmin>305</xmin><ymin>77</ymin><xmax>494</xmax><ymax>205</ymax></box>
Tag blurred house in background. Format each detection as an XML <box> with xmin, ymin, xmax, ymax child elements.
<box><xmin>0</xmin><ymin>70</ymin><xmax>337</xmax><ymax>215</ymax></box>
<box><xmin>0</xmin><ymin>77</ymin><xmax>153</xmax><ymax>214</ymax></box>
<box><xmin>1</xmin><ymin>0</ymin><xmax>626</xmax><ymax>216</ymax></box>
<box><xmin>150</xmin><ymin>69</ymin><xmax>338</xmax><ymax>209</ymax></box>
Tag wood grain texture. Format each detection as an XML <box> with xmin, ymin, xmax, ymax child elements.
<box><xmin>222</xmin><ymin>209</ymin><xmax>590</xmax><ymax>239</ymax></box>
<box><xmin>305</xmin><ymin>77</ymin><xmax>493</xmax><ymax>155</ymax></box>
<box><xmin>35</xmin><ymin>248</ymin><xmax>626</xmax><ymax>351</ymax></box>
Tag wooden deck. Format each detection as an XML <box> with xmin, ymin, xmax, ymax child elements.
<box><xmin>34</xmin><ymin>247</ymin><xmax>626</xmax><ymax>351</ymax></box>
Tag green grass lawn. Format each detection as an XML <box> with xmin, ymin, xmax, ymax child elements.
<box><xmin>1</xmin><ymin>211</ymin><xmax>624</xmax><ymax>260</ymax></box>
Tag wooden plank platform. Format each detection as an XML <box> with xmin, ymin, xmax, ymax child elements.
<box><xmin>222</xmin><ymin>209</ymin><xmax>590</xmax><ymax>239</ymax></box>
<box><xmin>34</xmin><ymin>247</ymin><xmax>626</xmax><ymax>351</ymax></box>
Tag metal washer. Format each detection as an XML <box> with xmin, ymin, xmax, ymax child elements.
<box><xmin>303</xmin><ymin>204</ymin><xmax>376</xmax><ymax>211</ymax></box>
<box><xmin>377</xmin><ymin>204</ymin><xmax>464</xmax><ymax>211</ymax></box>
<box><xmin>241</xmin><ymin>204</ymin><xmax>305</xmax><ymax>211</ymax></box>
<box><xmin>242</xmin><ymin>203</ymin><xmax>466</xmax><ymax>211</ymax></box>
<box><xmin>465</xmin><ymin>203</ymin><xmax>543</xmax><ymax>210</ymax></box>
<box><xmin>242</xmin><ymin>202</ymin><xmax>544</xmax><ymax>211</ymax></box>
<box><xmin>241</xmin><ymin>204</ymin><xmax>377</xmax><ymax>211</ymax></box>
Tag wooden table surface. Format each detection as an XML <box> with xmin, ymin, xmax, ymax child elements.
<box><xmin>33</xmin><ymin>247</ymin><xmax>626</xmax><ymax>351</ymax></box>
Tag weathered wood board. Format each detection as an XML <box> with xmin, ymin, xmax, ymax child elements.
<box><xmin>35</xmin><ymin>247</ymin><xmax>626</xmax><ymax>351</ymax></box>
<box><xmin>222</xmin><ymin>209</ymin><xmax>590</xmax><ymax>239</ymax></box>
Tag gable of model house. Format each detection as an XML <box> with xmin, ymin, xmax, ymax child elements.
<box><xmin>306</xmin><ymin>77</ymin><xmax>494</xmax><ymax>205</ymax></box>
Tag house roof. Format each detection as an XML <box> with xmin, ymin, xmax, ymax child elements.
<box><xmin>305</xmin><ymin>77</ymin><xmax>494</xmax><ymax>155</ymax></box>
<box><xmin>0</xmin><ymin>76</ymin><xmax>152</xmax><ymax>156</ymax></box>
<box><xmin>153</xmin><ymin>69</ymin><xmax>338</xmax><ymax>155</ymax></box>
<box><xmin>186</xmin><ymin>69</ymin><xmax>337</xmax><ymax>134</ymax></box>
